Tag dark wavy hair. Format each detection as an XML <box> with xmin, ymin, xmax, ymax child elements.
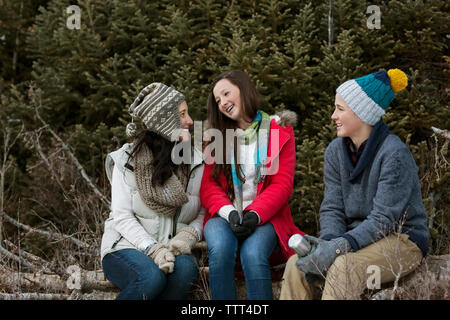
<box><xmin>206</xmin><ymin>70</ymin><xmax>260</xmax><ymax>202</ymax></box>
<box><xmin>127</xmin><ymin>130</ymin><xmax>188</xmax><ymax>186</ymax></box>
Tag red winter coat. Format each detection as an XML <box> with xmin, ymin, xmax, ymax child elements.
<box><xmin>200</xmin><ymin>119</ymin><xmax>304</xmax><ymax>261</ymax></box>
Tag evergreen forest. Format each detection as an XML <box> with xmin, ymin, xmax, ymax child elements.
<box><xmin>0</xmin><ymin>0</ymin><xmax>448</xmax><ymax>299</ymax></box>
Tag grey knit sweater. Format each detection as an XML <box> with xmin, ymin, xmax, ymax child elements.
<box><xmin>319</xmin><ymin>120</ymin><xmax>429</xmax><ymax>256</ymax></box>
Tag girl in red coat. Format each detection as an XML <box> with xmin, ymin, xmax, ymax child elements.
<box><xmin>201</xmin><ymin>70</ymin><xmax>303</xmax><ymax>299</ymax></box>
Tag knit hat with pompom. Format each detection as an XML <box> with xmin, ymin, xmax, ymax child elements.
<box><xmin>336</xmin><ymin>69</ymin><xmax>408</xmax><ymax>125</ymax></box>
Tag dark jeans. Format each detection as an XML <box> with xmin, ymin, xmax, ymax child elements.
<box><xmin>102</xmin><ymin>248</ymin><xmax>198</xmax><ymax>300</ymax></box>
<box><xmin>203</xmin><ymin>217</ymin><xmax>278</xmax><ymax>300</ymax></box>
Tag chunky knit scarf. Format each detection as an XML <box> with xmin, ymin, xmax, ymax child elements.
<box><xmin>134</xmin><ymin>143</ymin><xmax>188</xmax><ymax>217</ymax></box>
<box><xmin>231</xmin><ymin>110</ymin><xmax>270</xmax><ymax>214</ymax></box>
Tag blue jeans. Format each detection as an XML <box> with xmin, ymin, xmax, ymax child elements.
<box><xmin>102</xmin><ymin>248</ymin><xmax>198</xmax><ymax>300</ymax></box>
<box><xmin>204</xmin><ymin>217</ymin><xmax>278</xmax><ymax>300</ymax></box>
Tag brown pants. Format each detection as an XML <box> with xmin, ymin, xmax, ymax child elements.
<box><xmin>279</xmin><ymin>234</ymin><xmax>423</xmax><ymax>300</ymax></box>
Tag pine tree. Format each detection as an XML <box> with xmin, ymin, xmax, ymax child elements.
<box><xmin>2</xmin><ymin>0</ymin><xmax>445</xmax><ymax>253</ymax></box>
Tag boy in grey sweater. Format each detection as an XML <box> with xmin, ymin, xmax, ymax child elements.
<box><xmin>280</xmin><ymin>69</ymin><xmax>429</xmax><ymax>300</ymax></box>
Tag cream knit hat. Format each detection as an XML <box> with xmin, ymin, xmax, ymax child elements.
<box><xmin>127</xmin><ymin>82</ymin><xmax>185</xmax><ymax>141</ymax></box>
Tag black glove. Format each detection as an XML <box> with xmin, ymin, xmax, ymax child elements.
<box><xmin>229</xmin><ymin>210</ymin><xmax>260</xmax><ymax>240</ymax></box>
<box><xmin>235</xmin><ymin>211</ymin><xmax>260</xmax><ymax>241</ymax></box>
<box><xmin>240</xmin><ymin>211</ymin><xmax>259</xmax><ymax>237</ymax></box>
<box><xmin>228</xmin><ymin>210</ymin><xmax>243</xmax><ymax>234</ymax></box>
<box><xmin>228</xmin><ymin>210</ymin><xmax>251</xmax><ymax>240</ymax></box>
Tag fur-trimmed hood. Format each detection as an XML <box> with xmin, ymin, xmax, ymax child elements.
<box><xmin>275</xmin><ymin>110</ymin><xmax>298</xmax><ymax>128</ymax></box>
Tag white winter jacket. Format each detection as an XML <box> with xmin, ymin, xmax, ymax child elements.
<box><xmin>100</xmin><ymin>143</ymin><xmax>205</xmax><ymax>261</ymax></box>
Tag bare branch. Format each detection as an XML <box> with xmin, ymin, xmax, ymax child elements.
<box><xmin>0</xmin><ymin>210</ymin><xmax>91</xmax><ymax>250</ymax></box>
<box><xmin>26</xmin><ymin>147</ymin><xmax>64</xmax><ymax>172</ymax></box>
<box><xmin>432</xmin><ymin>126</ymin><xmax>450</xmax><ymax>140</ymax></box>
<box><xmin>0</xmin><ymin>245</ymin><xmax>40</xmax><ymax>271</ymax></box>
<box><xmin>33</xmin><ymin>130</ymin><xmax>70</xmax><ymax>199</ymax></box>
<box><xmin>3</xmin><ymin>239</ymin><xmax>54</xmax><ymax>274</ymax></box>
<box><xmin>34</xmin><ymin>104</ymin><xmax>111</xmax><ymax>207</ymax></box>
<box><xmin>4</xmin><ymin>122</ymin><xmax>25</xmax><ymax>159</ymax></box>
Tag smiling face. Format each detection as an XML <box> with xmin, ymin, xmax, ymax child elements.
<box><xmin>212</xmin><ymin>78</ymin><xmax>252</xmax><ymax>129</ymax></box>
<box><xmin>332</xmin><ymin>93</ymin><xmax>372</xmax><ymax>147</ymax></box>
<box><xmin>178</xmin><ymin>100</ymin><xmax>193</xmax><ymax>141</ymax></box>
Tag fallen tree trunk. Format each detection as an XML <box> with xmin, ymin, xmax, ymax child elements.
<box><xmin>0</xmin><ymin>267</ymin><xmax>118</xmax><ymax>293</ymax></box>
<box><xmin>0</xmin><ymin>292</ymin><xmax>70</xmax><ymax>300</ymax></box>
<box><xmin>0</xmin><ymin>290</ymin><xmax>119</xmax><ymax>300</ymax></box>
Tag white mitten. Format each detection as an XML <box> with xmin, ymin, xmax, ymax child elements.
<box><xmin>148</xmin><ymin>243</ymin><xmax>176</xmax><ymax>274</ymax></box>
<box><xmin>168</xmin><ymin>227</ymin><xmax>199</xmax><ymax>256</ymax></box>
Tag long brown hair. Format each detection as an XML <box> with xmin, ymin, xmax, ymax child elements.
<box><xmin>206</xmin><ymin>70</ymin><xmax>260</xmax><ymax>201</ymax></box>
<box><xmin>128</xmin><ymin>130</ymin><xmax>188</xmax><ymax>186</ymax></box>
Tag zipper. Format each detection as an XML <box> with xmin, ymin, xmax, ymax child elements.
<box><xmin>111</xmin><ymin>235</ymin><xmax>123</xmax><ymax>249</ymax></box>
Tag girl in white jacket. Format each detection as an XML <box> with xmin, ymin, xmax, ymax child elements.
<box><xmin>100</xmin><ymin>83</ymin><xmax>205</xmax><ymax>300</ymax></box>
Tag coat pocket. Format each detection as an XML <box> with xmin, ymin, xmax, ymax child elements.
<box><xmin>132</xmin><ymin>191</ymin><xmax>161</xmax><ymax>239</ymax></box>
<box><xmin>135</xmin><ymin>215</ymin><xmax>160</xmax><ymax>240</ymax></box>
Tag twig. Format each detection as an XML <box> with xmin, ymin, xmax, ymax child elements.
<box><xmin>391</xmin><ymin>263</ymin><xmax>403</xmax><ymax>300</ymax></box>
<box><xmin>32</xmin><ymin>131</ymin><xmax>75</xmax><ymax>209</ymax></box>
<box><xmin>0</xmin><ymin>210</ymin><xmax>91</xmax><ymax>249</ymax></box>
<box><xmin>432</xmin><ymin>127</ymin><xmax>450</xmax><ymax>141</ymax></box>
<box><xmin>34</xmin><ymin>104</ymin><xmax>111</xmax><ymax>207</ymax></box>
<box><xmin>26</xmin><ymin>146</ymin><xmax>64</xmax><ymax>172</ymax></box>
<box><xmin>0</xmin><ymin>245</ymin><xmax>40</xmax><ymax>271</ymax></box>
<box><xmin>3</xmin><ymin>239</ymin><xmax>54</xmax><ymax>274</ymax></box>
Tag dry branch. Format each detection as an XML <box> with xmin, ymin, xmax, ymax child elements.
<box><xmin>33</xmin><ymin>130</ymin><xmax>69</xmax><ymax>195</ymax></box>
<box><xmin>0</xmin><ymin>210</ymin><xmax>91</xmax><ymax>249</ymax></box>
<box><xmin>3</xmin><ymin>239</ymin><xmax>54</xmax><ymax>274</ymax></box>
<box><xmin>432</xmin><ymin>127</ymin><xmax>450</xmax><ymax>140</ymax></box>
<box><xmin>371</xmin><ymin>254</ymin><xmax>450</xmax><ymax>300</ymax></box>
<box><xmin>0</xmin><ymin>245</ymin><xmax>41</xmax><ymax>272</ymax></box>
<box><xmin>34</xmin><ymin>103</ymin><xmax>111</xmax><ymax>207</ymax></box>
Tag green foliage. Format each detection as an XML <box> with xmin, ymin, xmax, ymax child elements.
<box><xmin>0</xmin><ymin>0</ymin><xmax>50</xmax><ymax>84</ymax></box>
<box><xmin>290</xmin><ymin>137</ymin><xmax>327</xmax><ymax>235</ymax></box>
<box><xmin>1</xmin><ymin>0</ymin><xmax>448</xmax><ymax>255</ymax></box>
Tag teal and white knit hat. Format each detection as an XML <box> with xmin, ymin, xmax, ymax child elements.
<box><xmin>336</xmin><ymin>69</ymin><xmax>408</xmax><ymax>125</ymax></box>
<box><xmin>127</xmin><ymin>82</ymin><xmax>185</xmax><ymax>141</ymax></box>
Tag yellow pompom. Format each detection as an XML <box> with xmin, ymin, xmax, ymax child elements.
<box><xmin>387</xmin><ymin>69</ymin><xmax>408</xmax><ymax>93</ymax></box>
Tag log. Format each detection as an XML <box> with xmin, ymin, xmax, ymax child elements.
<box><xmin>0</xmin><ymin>291</ymin><xmax>118</xmax><ymax>300</ymax></box>
<box><xmin>0</xmin><ymin>271</ymin><xmax>66</xmax><ymax>292</ymax></box>
<box><xmin>0</xmin><ymin>292</ymin><xmax>70</xmax><ymax>300</ymax></box>
<box><xmin>0</xmin><ymin>267</ymin><xmax>118</xmax><ymax>293</ymax></box>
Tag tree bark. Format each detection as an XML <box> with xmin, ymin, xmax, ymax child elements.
<box><xmin>0</xmin><ymin>267</ymin><xmax>118</xmax><ymax>293</ymax></box>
